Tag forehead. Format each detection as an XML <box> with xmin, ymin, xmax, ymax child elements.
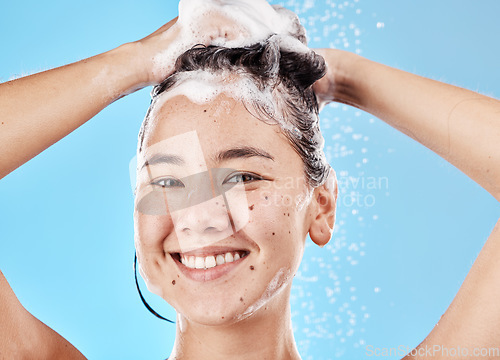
<box><xmin>142</xmin><ymin>94</ymin><xmax>293</xmax><ymax>163</ymax></box>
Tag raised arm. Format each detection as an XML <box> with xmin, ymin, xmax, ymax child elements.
<box><xmin>314</xmin><ymin>49</ymin><xmax>500</xmax><ymax>357</ymax></box>
<box><xmin>0</xmin><ymin>18</ymin><xmax>180</xmax><ymax>180</ymax></box>
<box><xmin>314</xmin><ymin>49</ymin><xmax>500</xmax><ymax>202</ymax></box>
<box><xmin>0</xmin><ymin>5</ymin><xmax>267</xmax><ymax>181</ymax></box>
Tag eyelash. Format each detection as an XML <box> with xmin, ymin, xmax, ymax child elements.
<box><xmin>151</xmin><ymin>172</ymin><xmax>263</xmax><ymax>188</ymax></box>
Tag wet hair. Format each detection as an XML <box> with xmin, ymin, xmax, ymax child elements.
<box><xmin>138</xmin><ymin>38</ymin><xmax>331</xmax><ymax>188</ymax></box>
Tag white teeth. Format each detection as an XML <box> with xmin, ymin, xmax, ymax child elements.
<box><xmin>180</xmin><ymin>251</ymin><xmax>246</xmax><ymax>269</ymax></box>
<box><xmin>205</xmin><ymin>255</ymin><xmax>216</xmax><ymax>268</ymax></box>
<box><xmin>225</xmin><ymin>252</ymin><xmax>234</xmax><ymax>263</ymax></box>
<box><xmin>195</xmin><ymin>257</ymin><xmax>205</xmax><ymax>269</ymax></box>
<box><xmin>216</xmin><ymin>254</ymin><xmax>225</xmax><ymax>266</ymax></box>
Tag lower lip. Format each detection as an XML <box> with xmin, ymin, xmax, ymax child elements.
<box><xmin>172</xmin><ymin>255</ymin><xmax>248</xmax><ymax>282</ymax></box>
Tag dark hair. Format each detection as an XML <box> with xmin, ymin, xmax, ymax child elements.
<box><xmin>138</xmin><ymin>37</ymin><xmax>330</xmax><ymax>188</ymax></box>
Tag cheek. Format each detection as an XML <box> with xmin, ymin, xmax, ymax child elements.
<box><xmin>134</xmin><ymin>211</ymin><xmax>176</xmax><ymax>290</ymax></box>
<box><xmin>134</xmin><ymin>211</ymin><xmax>175</xmax><ymax>250</ymax></box>
<box><xmin>245</xmin><ymin>189</ymin><xmax>305</xmax><ymax>266</ymax></box>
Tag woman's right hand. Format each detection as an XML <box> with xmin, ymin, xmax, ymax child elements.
<box><xmin>131</xmin><ymin>7</ymin><xmax>258</xmax><ymax>87</ymax></box>
<box><xmin>0</xmin><ymin>6</ymin><xmax>258</xmax><ymax>179</ymax></box>
<box><xmin>130</xmin><ymin>1</ymin><xmax>300</xmax><ymax>87</ymax></box>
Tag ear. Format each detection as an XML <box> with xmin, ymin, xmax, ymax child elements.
<box><xmin>308</xmin><ymin>169</ymin><xmax>338</xmax><ymax>247</ymax></box>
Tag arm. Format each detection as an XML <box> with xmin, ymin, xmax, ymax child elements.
<box><xmin>0</xmin><ymin>270</ymin><xmax>86</xmax><ymax>359</ymax></box>
<box><xmin>314</xmin><ymin>49</ymin><xmax>500</xmax><ymax>357</ymax></box>
<box><xmin>0</xmin><ymin>18</ymin><xmax>178</xmax><ymax>180</ymax></box>
<box><xmin>314</xmin><ymin>49</ymin><xmax>500</xmax><ymax>202</ymax></box>
<box><xmin>0</xmin><ymin>9</ymin><xmax>250</xmax><ymax>180</ymax></box>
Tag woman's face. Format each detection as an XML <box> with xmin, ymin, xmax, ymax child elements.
<box><xmin>134</xmin><ymin>93</ymin><xmax>319</xmax><ymax>326</ymax></box>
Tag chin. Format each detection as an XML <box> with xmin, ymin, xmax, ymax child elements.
<box><xmin>177</xmin><ymin>302</ymin><xmax>250</xmax><ymax>326</ymax></box>
<box><xmin>171</xmin><ymin>284</ymin><xmax>273</xmax><ymax>326</ymax></box>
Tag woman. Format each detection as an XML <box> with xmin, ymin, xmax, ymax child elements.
<box><xmin>1</xmin><ymin>2</ymin><xmax>499</xmax><ymax>360</ymax></box>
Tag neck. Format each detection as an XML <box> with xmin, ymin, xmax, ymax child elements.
<box><xmin>169</xmin><ymin>284</ymin><xmax>301</xmax><ymax>360</ymax></box>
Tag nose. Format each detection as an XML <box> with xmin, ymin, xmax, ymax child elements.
<box><xmin>176</xmin><ymin>195</ymin><xmax>231</xmax><ymax>234</ymax></box>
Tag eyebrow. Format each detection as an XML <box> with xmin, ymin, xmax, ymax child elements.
<box><xmin>141</xmin><ymin>154</ymin><xmax>184</xmax><ymax>169</ymax></box>
<box><xmin>213</xmin><ymin>146</ymin><xmax>275</xmax><ymax>163</ymax></box>
<box><xmin>141</xmin><ymin>146</ymin><xmax>274</xmax><ymax>169</ymax></box>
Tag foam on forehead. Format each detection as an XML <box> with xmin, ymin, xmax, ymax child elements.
<box><xmin>150</xmin><ymin>69</ymin><xmax>297</xmax><ymax>134</ymax></box>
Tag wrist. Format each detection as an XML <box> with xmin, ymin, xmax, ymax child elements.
<box><xmin>100</xmin><ymin>42</ymin><xmax>151</xmax><ymax>99</ymax></box>
<box><xmin>326</xmin><ymin>49</ymin><xmax>367</xmax><ymax>108</ymax></box>
<box><xmin>133</xmin><ymin>21</ymin><xmax>182</xmax><ymax>86</ymax></box>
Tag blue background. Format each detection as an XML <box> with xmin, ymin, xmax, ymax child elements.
<box><xmin>1</xmin><ymin>1</ymin><xmax>499</xmax><ymax>359</ymax></box>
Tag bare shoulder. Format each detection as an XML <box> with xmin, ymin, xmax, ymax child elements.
<box><xmin>0</xmin><ymin>270</ymin><xmax>86</xmax><ymax>360</ymax></box>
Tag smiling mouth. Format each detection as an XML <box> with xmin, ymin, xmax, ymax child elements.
<box><xmin>172</xmin><ymin>250</ymin><xmax>250</xmax><ymax>270</ymax></box>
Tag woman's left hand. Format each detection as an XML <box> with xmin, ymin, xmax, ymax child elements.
<box><xmin>312</xmin><ymin>48</ymin><xmax>362</xmax><ymax>109</ymax></box>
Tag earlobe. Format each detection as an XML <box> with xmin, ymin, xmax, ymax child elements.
<box><xmin>309</xmin><ymin>171</ymin><xmax>338</xmax><ymax>247</ymax></box>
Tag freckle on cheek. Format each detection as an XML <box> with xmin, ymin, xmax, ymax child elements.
<box><xmin>250</xmin><ymin>265</ymin><xmax>255</xmax><ymax>270</ymax></box>
<box><xmin>172</xmin><ymin>280</ymin><xmax>176</xmax><ymax>285</ymax></box>
<box><xmin>272</xmin><ymin>232</ymin><xmax>275</xmax><ymax>235</ymax></box>
<box><xmin>249</xmin><ymin>204</ymin><xmax>254</xmax><ymax>210</ymax></box>
<box><xmin>240</xmin><ymin>297</ymin><xmax>244</xmax><ymax>302</ymax></box>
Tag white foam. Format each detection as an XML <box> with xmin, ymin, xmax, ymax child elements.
<box><xmin>152</xmin><ymin>0</ymin><xmax>311</xmax><ymax>79</ymax></box>
<box><xmin>178</xmin><ymin>0</ymin><xmax>301</xmax><ymax>47</ymax></box>
<box><xmin>236</xmin><ymin>267</ymin><xmax>291</xmax><ymax>321</ymax></box>
<box><xmin>150</xmin><ymin>70</ymin><xmax>297</xmax><ymax>134</ymax></box>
